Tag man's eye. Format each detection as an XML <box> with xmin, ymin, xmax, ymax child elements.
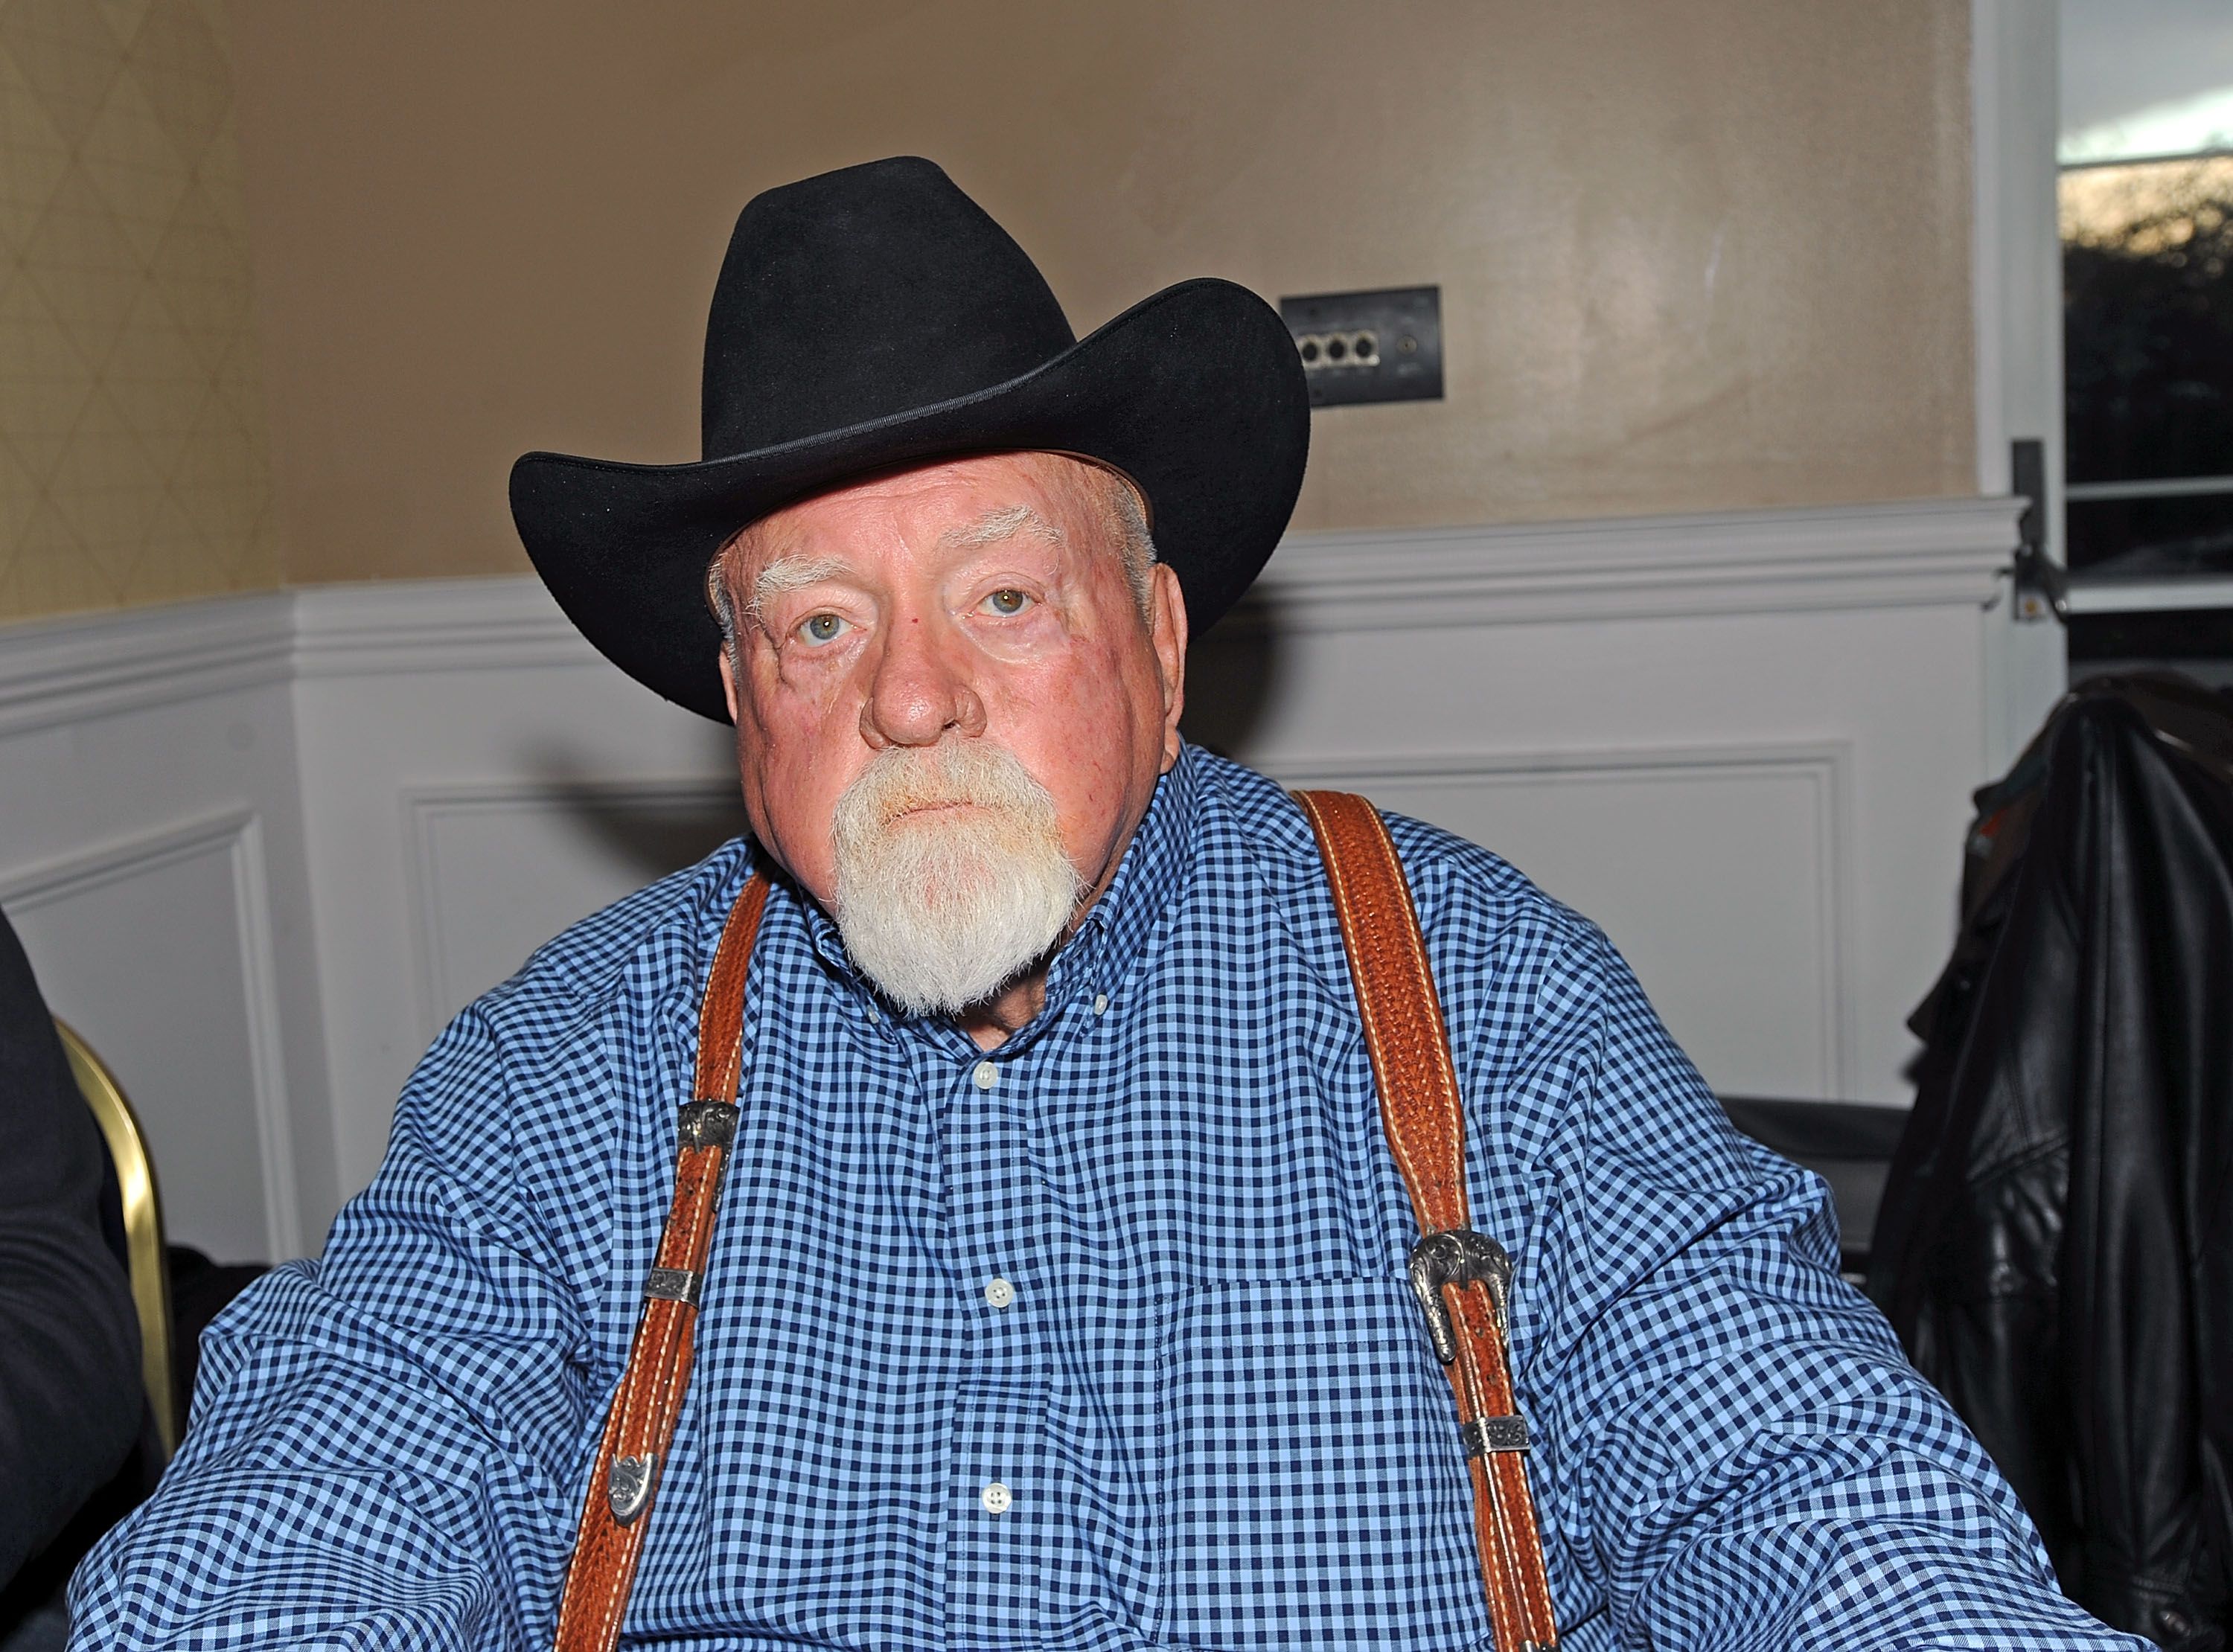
<box><xmin>797</xmin><ymin>612</ymin><xmax>849</xmax><ymax>644</ymax></box>
<box><xmin>980</xmin><ymin>589</ymin><xmax>1032</xmax><ymax>616</ymax></box>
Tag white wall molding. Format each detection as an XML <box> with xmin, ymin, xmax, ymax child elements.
<box><xmin>0</xmin><ymin>592</ymin><xmax>293</xmax><ymax>739</ymax></box>
<box><xmin>0</xmin><ymin>807</ymin><xmax>302</xmax><ymax>1261</ymax></box>
<box><xmin>1253</xmin><ymin>737</ymin><xmax>1847</xmax><ymax>789</ymax></box>
<box><xmin>1236</xmin><ymin>496</ymin><xmax>2022</xmax><ymax>635</ymax></box>
<box><xmin>0</xmin><ymin>804</ymin><xmax>261</xmax><ymax>909</ymax></box>
<box><xmin>226</xmin><ymin>810</ymin><xmax>305</xmax><ymax>1260</ymax></box>
<box><xmin>293</xmin><ymin>575</ymin><xmax>594</xmax><ymax>678</ymax></box>
<box><xmin>399</xmin><ymin>776</ymin><xmax>741</xmax><ymax>1038</ymax></box>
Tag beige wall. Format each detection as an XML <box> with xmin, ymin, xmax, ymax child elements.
<box><xmin>228</xmin><ymin>0</ymin><xmax>1976</xmax><ymax>589</ymax></box>
<box><xmin>0</xmin><ymin>0</ymin><xmax>278</xmax><ymax>622</ymax></box>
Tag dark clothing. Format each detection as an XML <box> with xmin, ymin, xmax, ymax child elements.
<box><xmin>0</xmin><ymin>911</ymin><xmax>141</xmax><ymax>1589</ymax></box>
<box><xmin>1871</xmin><ymin>679</ymin><xmax>2233</xmax><ymax>1649</ymax></box>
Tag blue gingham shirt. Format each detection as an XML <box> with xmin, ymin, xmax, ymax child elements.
<box><xmin>72</xmin><ymin>746</ymin><xmax>2134</xmax><ymax>1650</ymax></box>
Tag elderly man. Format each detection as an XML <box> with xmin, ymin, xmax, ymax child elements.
<box><xmin>71</xmin><ymin>159</ymin><xmax>2134</xmax><ymax>1651</ymax></box>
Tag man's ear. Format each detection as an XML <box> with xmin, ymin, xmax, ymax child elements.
<box><xmin>718</xmin><ymin>644</ymin><xmax>741</xmax><ymax>723</ymax></box>
<box><xmin>1150</xmin><ymin>561</ymin><xmax>1187</xmax><ymax>771</ymax></box>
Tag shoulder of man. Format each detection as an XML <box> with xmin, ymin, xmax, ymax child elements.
<box><xmin>1189</xmin><ymin>746</ymin><xmax>1610</xmax><ymax>980</ymax></box>
<box><xmin>1190</xmin><ymin>750</ymin><xmax>1643</xmax><ymax>1162</ymax></box>
<box><xmin>471</xmin><ymin>836</ymin><xmax>757</xmax><ymax>1030</ymax></box>
<box><xmin>349</xmin><ymin>839</ymin><xmax>756</xmax><ymax>1279</ymax></box>
<box><xmin>386</xmin><ymin>839</ymin><xmax>754</xmax><ymax>1172</ymax></box>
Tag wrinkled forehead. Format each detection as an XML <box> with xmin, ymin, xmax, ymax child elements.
<box><xmin>717</xmin><ymin>450</ymin><xmax>1132</xmax><ymax>590</ymax></box>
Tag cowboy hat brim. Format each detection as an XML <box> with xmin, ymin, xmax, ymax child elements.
<box><xmin>508</xmin><ymin>276</ymin><xmax>1308</xmax><ymax>723</ymax></box>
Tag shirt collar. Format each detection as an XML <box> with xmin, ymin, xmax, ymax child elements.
<box><xmin>786</xmin><ymin>742</ymin><xmax>1205</xmax><ymax>1022</ymax></box>
<box><xmin>793</xmin><ymin>868</ymin><xmax>855</xmax><ymax>981</ymax></box>
<box><xmin>1043</xmin><ymin>741</ymin><xmax>1199</xmax><ymax>1007</ymax></box>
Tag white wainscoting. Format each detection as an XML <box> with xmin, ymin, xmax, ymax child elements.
<box><xmin>1186</xmin><ymin>495</ymin><xmax>2025</xmax><ymax>1105</ymax></box>
<box><xmin>0</xmin><ymin>596</ymin><xmax>328</xmax><ymax>1261</ymax></box>
<box><xmin>287</xmin><ymin>585</ymin><xmax>739</xmax><ymax>1194</ymax></box>
<box><xmin>400</xmin><ymin>778</ymin><xmax>741</xmax><ymax>1046</ymax></box>
<box><xmin>0</xmin><ymin>494</ymin><xmax>2029</xmax><ymax>1247</ymax></box>
<box><xmin>0</xmin><ymin>810</ymin><xmax>298</xmax><ymax>1264</ymax></box>
<box><xmin>1259</xmin><ymin>743</ymin><xmax>1850</xmax><ymax>1101</ymax></box>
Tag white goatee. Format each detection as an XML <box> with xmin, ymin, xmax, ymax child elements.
<box><xmin>829</xmin><ymin>740</ymin><xmax>1081</xmax><ymax>1016</ymax></box>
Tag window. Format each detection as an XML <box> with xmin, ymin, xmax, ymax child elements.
<box><xmin>2059</xmin><ymin>0</ymin><xmax>2233</xmax><ymax>672</ymax></box>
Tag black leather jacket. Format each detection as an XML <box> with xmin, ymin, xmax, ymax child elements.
<box><xmin>1869</xmin><ymin>677</ymin><xmax>2233</xmax><ymax>1650</ymax></box>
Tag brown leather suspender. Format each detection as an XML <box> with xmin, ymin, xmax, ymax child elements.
<box><xmin>550</xmin><ymin>874</ymin><xmax>767</xmax><ymax>1652</ymax></box>
<box><xmin>554</xmin><ymin>795</ymin><xmax>1554</xmax><ymax>1650</ymax></box>
<box><xmin>1295</xmin><ymin>790</ymin><xmax>1560</xmax><ymax>1652</ymax></box>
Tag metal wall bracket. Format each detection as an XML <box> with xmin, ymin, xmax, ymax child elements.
<box><xmin>2009</xmin><ymin>438</ymin><xmax>2069</xmax><ymax>624</ymax></box>
<box><xmin>2012</xmin><ymin>545</ymin><xmax>2069</xmax><ymax>622</ymax></box>
<box><xmin>2006</xmin><ymin>438</ymin><xmax>2233</xmax><ymax>620</ymax></box>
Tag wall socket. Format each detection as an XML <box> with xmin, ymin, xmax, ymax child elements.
<box><xmin>1278</xmin><ymin>286</ymin><xmax>1443</xmax><ymax>406</ymax></box>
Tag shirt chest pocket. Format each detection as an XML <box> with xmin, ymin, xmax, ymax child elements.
<box><xmin>1150</xmin><ymin>1276</ymin><xmax>1494</xmax><ymax>1650</ymax></box>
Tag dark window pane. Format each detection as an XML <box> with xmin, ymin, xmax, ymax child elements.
<box><xmin>2063</xmin><ymin>156</ymin><xmax>2233</xmax><ymax>484</ymax></box>
<box><xmin>2066</xmin><ymin>489</ymin><xmax>2233</xmax><ymax>572</ymax></box>
<box><xmin>2069</xmin><ymin>607</ymin><xmax>2233</xmax><ymax>665</ymax></box>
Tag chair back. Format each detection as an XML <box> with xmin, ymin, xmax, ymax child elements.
<box><xmin>57</xmin><ymin>1019</ymin><xmax>177</xmax><ymax>1460</ymax></box>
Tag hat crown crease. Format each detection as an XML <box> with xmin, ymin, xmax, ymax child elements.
<box><xmin>700</xmin><ymin>157</ymin><xmax>1076</xmax><ymax>461</ymax></box>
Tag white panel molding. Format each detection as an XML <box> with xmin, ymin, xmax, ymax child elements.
<box><xmin>1235</xmin><ymin>496</ymin><xmax>2023</xmax><ymax>635</ymax></box>
<box><xmin>1252</xmin><ymin>742</ymin><xmax>1853</xmax><ymax>1095</ymax></box>
<box><xmin>225</xmin><ymin>810</ymin><xmax>304</xmax><ymax>1258</ymax></box>
<box><xmin>0</xmin><ymin>807</ymin><xmax>303</xmax><ymax>1260</ymax></box>
<box><xmin>293</xmin><ymin>576</ymin><xmax>594</xmax><ymax>677</ymax></box>
<box><xmin>0</xmin><ymin>805</ymin><xmax>258</xmax><ymax>908</ymax></box>
<box><xmin>399</xmin><ymin>777</ymin><xmax>740</xmax><ymax>1036</ymax></box>
<box><xmin>0</xmin><ymin>592</ymin><xmax>293</xmax><ymax>739</ymax></box>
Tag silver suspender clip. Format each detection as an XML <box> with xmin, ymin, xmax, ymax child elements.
<box><xmin>607</xmin><ymin>1453</ymin><xmax>657</xmax><ymax>1524</ymax></box>
<box><xmin>1460</xmin><ymin>1415</ymin><xmax>1533</xmax><ymax>1457</ymax></box>
<box><xmin>1407</xmin><ymin>1228</ymin><xmax>1512</xmax><ymax>1366</ymax></box>
<box><xmin>643</xmin><ymin>1267</ymin><xmax>702</xmax><ymax>1307</ymax></box>
<box><xmin>677</xmin><ymin>1100</ymin><xmax>738</xmax><ymax>1150</ymax></box>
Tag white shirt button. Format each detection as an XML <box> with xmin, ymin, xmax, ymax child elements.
<box><xmin>1092</xmin><ymin>993</ymin><xmax>1110</xmax><ymax>1016</ymax></box>
<box><xmin>980</xmin><ymin>1481</ymin><xmax>1012</xmax><ymax>1515</ymax></box>
<box><xmin>972</xmin><ymin>1060</ymin><xmax>999</xmax><ymax>1090</ymax></box>
<box><xmin>985</xmin><ymin>1276</ymin><xmax>1015</xmax><ymax>1310</ymax></box>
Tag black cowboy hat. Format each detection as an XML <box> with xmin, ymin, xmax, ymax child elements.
<box><xmin>509</xmin><ymin>156</ymin><xmax>1311</xmax><ymax>723</ymax></box>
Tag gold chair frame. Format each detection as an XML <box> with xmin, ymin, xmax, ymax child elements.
<box><xmin>57</xmin><ymin>1019</ymin><xmax>177</xmax><ymax>1460</ymax></box>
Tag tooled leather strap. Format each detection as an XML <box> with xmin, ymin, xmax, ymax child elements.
<box><xmin>551</xmin><ymin>874</ymin><xmax>769</xmax><ymax>1652</ymax></box>
<box><xmin>1294</xmin><ymin>792</ymin><xmax>1559</xmax><ymax>1652</ymax></box>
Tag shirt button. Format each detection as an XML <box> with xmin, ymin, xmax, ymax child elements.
<box><xmin>1092</xmin><ymin>993</ymin><xmax>1110</xmax><ymax>1016</ymax></box>
<box><xmin>972</xmin><ymin>1060</ymin><xmax>998</xmax><ymax>1090</ymax></box>
<box><xmin>980</xmin><ymin>1481</ymin><xmax>1012</xmax><ymax>1515</ymax></box>
<box><xmin>985</xmin><ymin>1276</ymin><xmax>1015</xmax><ymax>1310</ymax></box>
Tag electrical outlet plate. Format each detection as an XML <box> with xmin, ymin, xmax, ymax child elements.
<box><xmin>1278</xmin><ymin>286</ymin><xmax>1443</xmax><ymax>406</ymax></box>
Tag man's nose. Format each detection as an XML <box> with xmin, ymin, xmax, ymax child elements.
<box><xmin>860</xmin><ymin>614</ymin><xmax>987</xmax><ymax>748</ymax></box>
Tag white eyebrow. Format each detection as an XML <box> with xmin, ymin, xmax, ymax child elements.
<box><xmin>939</xmin><ymin>504</ymin><xmax>1064</xmax><ymax>551</ymax></box>
<box><xmin>747</xmin><ymin>554</ymin><xmax>851</xmax><ymax>621</ymax></box>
